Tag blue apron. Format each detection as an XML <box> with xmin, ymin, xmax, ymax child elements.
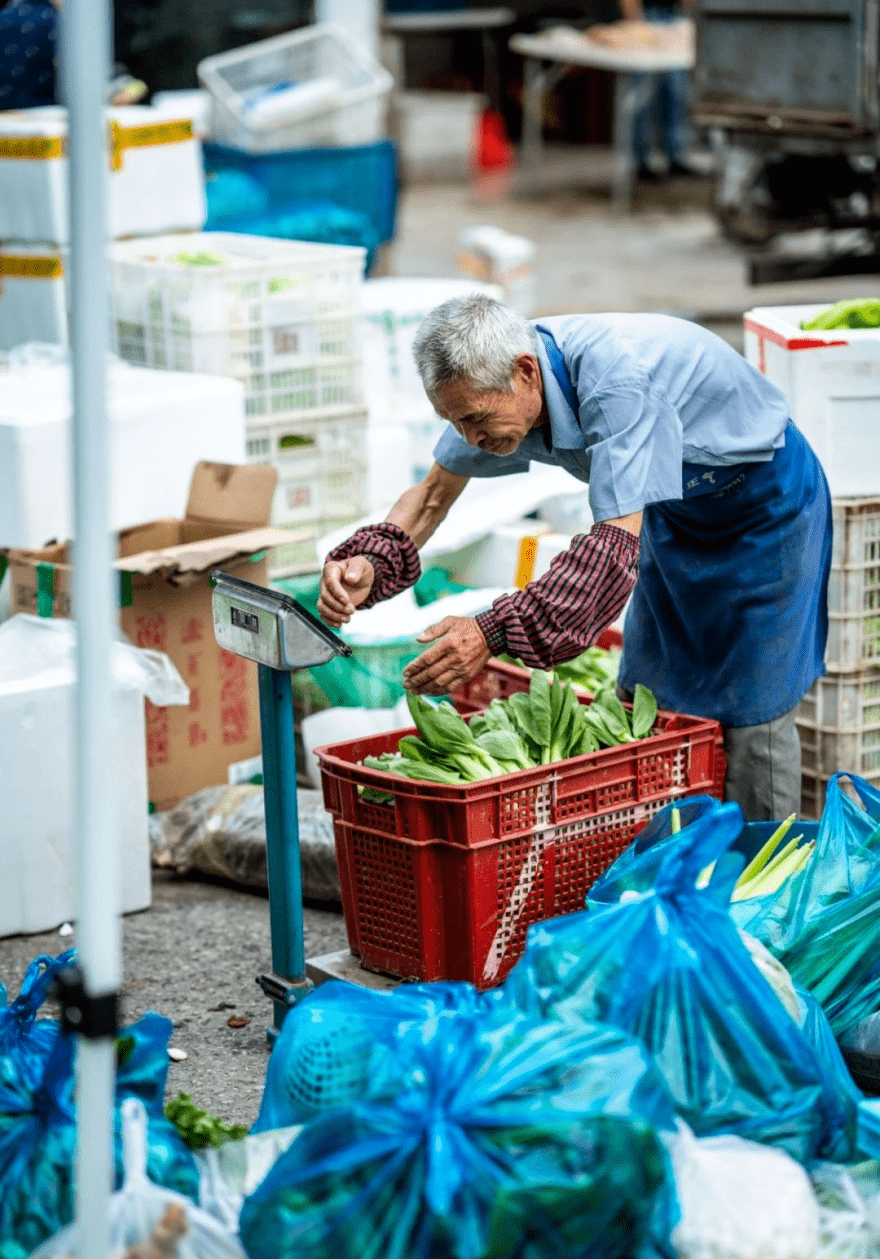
<box><xmin>538</xmin><ymin>331</ymin><xmax>832</xmax><ymax>728</ymax></box>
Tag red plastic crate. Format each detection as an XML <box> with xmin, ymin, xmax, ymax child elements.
<box><xmin>451</xmin><ymin>628</ymin><xmax>624</xmax><ymax>715</ymax></box>
<box><xmin>316</xmin><ymin>694</ymin><xmax>725</xmax><ymax>988</ymax></box>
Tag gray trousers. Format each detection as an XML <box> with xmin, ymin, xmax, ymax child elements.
<box><xmin>618</xmin><ymin>684</ymin><xmax>801</xmax><ymax>822</ymax></box>
<box><xmin>722</xmin><ymin>708</ymin><xmax>801</xmax><ymax>822</ymax></box>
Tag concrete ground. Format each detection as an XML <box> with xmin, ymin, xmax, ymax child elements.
<box><xmin>2</xmin><ymin>148</ymin><xmax>878</xmax><ymax>1129</ymax></box>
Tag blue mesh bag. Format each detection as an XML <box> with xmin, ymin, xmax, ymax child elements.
<box><xmin>253</xmin><ymin>980</ymin><xmax>509</xmax><ymax>1132</ymax></box>
<box><xmin>504</xmin><ymin>802</ymin><xmax>857</xmax><ymax>1164</ymax></box>
<box><xmin>241</xmin><ymin>1005</ymin><xmax>677</xmax><ymax>1259</ymax></box>
<box><xmin>0</xmin><ymin>949</ymin><xmax>75</xmax><ymax>1059</ymax></box>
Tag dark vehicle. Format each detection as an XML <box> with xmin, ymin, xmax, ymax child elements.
<box><xmin>692</xmin><ymin>0</ymin><xmax>880</xmax><ymax>280</ymax></box>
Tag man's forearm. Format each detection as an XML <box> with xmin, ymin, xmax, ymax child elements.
<box><xmin>475</xmin><ymin>522</ymin><xmax>640</xmax><ymax>667</ymax></box>
<box><xmin>385</xmin><ymin>463</ymin><xmax>469</xmax><ymax>549</ymax></box>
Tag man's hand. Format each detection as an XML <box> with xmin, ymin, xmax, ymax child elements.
<box><xmin>402</xmin><ymin>616</ymin><xmax>491</xmax><ymax>696</ymax></box>
<box><xmin>318</xmin><ymin>556</ymin><xmax>375</xmax><ymax>627</ymax></box>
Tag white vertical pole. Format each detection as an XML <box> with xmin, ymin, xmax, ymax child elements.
<box><xmin>62</xmin><ymin>0</ymin><xmax>120</xmax><ymax>1249</ymax></box>
<box><xmin>315</xmin><ymin>0</ymin><xmax>381</xmax><ymax>60</ymax></box>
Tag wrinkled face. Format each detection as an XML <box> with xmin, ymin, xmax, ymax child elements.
<box><xmin>433</xmin><ymin>354</ymin><xmax>547</xmax><ymax>457</ymax></box>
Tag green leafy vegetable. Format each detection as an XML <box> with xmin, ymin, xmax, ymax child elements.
<box><xmin>359</xmin><ymin>677</ymin><xmax>660</xmax><ymax>792</ymax></box>
<box><xmin>165</xmin><ymin>1092</ymin><xmax>248</xmax><ymax>1150</ymax></box>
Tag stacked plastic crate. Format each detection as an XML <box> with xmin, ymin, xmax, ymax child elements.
<box><xmin>109</xmin><ymin>231</ymin><xmax>369</xmax><ymax>572</ymax></box>
<box><xmin>745</xmin><ymin>305</ymin><xmax>880</xmax><ymax>816</ymax></box>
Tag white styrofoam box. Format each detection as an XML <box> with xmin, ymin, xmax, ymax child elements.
<box><xmin>151</xmin><ymin>90</ymin><xmax>212</xmax><ymax>139</ymax></box>
<box><xmin>361</xmin><ymin>277</ymin><xmax>501</xmax><ymax>418</ymax></box>
<box><xmin>538</xmin><ymin>489</ymin><xmax>594</xmax><ymax>536</ymax></box>
<box><xmin>246</xmin><ymin>407</ymin><xmax>368</xmax><ymax>528</ymax></box>
<box><xmin>0</xmin><ymin>616</ymin><xmax>188</xmax><ymax>937</ymax></box>
<box><xmin>0</xmin><ymin>105</ymin><xmax>206</xmax><ymax>244</ymax></box>
<box><xmin>446</xmin><ymin>521</ymin><xmax>575</xmax><ymax>590</ymax></box>
<box><xmin>0</xmin><ymin>243</ymin><xmax>66</xmax><ymax>350</ymax></box>
<box><xmin>458</xmin><ymin>225</ymin><xmax>537</xmax><ymax>317</ymax></box>
<box><xmin>0</xmin><ymin>350</ymin><xmax>246</xmax><ymax>548</ymax></box>
<box><xmin>319</xmin><ymin>462</ymin><xmax>588</xmax><ymax>562</ymax></box>
<box><xmin>112</xmin><ymin>233</ymin><xmax>365</xmax><ymax>419</ymax></box>
<box><xmin>744</xmin><ymin>304</ymin><xmax>880</xmax><ymax>498</ymax></box>
<box><xmin>199</xmin><ymin>23</ymin><xmax>392</xmax><ymax>153</ymax></box>
<box><xmin>393</xmin><ymin>91</ymin><xmax>483</xmax><ymax>182</ymax></box>
<box><xmin>367</xmin><ymin>423</ymin><xmax>413</xmax><ymax>512</ymax></box>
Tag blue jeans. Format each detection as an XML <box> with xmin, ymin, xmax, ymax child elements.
<box><xmin>631</xmin><ymin>9</ymin><xmax>689</xmax><ymax>167</ymax></box>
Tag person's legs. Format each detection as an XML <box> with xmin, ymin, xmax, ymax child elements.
<box><xmin>630</xmin><ymin>72</ymin><xmax>658</xmax><ymax>173</ymax></box>
<box><xmin>723</xmin><ymin>708</ymin><xmax>802</xmax><ymax>822</ymax></box>
<box><xmin>658</xmin><ymin>68</ymin><xmax>689</xmax><ymax>168</ymax></box>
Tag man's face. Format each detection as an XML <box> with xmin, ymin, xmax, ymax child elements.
<box><xmin>433</xmin><ymin>354</ymin><xmax>547</xmax><ymax>457</ymax></box>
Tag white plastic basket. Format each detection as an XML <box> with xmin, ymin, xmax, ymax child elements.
<box><xmin>826</xmin><ymin>498</ymin><xmax>880</xmax><ymax>671</ymax></box>
<box><xmin>110</xmin><ymin>232</ymin><xmax>365</xmax><ymax>417</ymax></box>
<box><xmin>246</xmin><ymin>407</ymin><xmax>368</xmax><ymax>528</ymax></box>
<box><xmin>744</xmin><ymin>304</ymin><xmax>880</xmax><ymax>499</ymax></box>
<box><xmin>198</xmin><ymin>23</ymin><xmax>393</xmax><ymax>152</ymax></box>
<box><xmin>796</xmin><ymin>670</ymin><xmax>880</xmax><ymax>817</ymax></box>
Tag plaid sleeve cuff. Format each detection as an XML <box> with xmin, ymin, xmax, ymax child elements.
<box><xmin>326</xmin><ymin>522</ymin><xmax>422</xmax><ymax>607</ymax></box>
<box><xmin>475</xmin><ymin>608</ymin><xmax>507</xmax><ymax>655</ymax></box>
<box><xmin>591</xmin><ymin>520</ymin><xmax>641</xmax><ymax>564</ymax></box>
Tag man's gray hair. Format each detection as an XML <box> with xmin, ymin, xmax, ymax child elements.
<box><xmin>412</xmin><ymin>294</ymin><xmax>539</xmax><ymax>399</ymax></box>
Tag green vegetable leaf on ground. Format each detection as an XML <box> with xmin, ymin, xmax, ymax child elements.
<box><xmin>165</xmin><ymin>1092</ymin><xmax>248</xmax><ymax>1150</ymax></box>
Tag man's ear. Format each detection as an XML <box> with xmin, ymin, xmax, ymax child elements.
<box><xmin>513</xmin><ymin>353</ymin><xmax>542</xmax><ymax>388</ymax></box>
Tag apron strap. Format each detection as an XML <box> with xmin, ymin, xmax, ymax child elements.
<box><xmin>537</xmin><ymin>327</ymin><xmax>580</xmax><ymax>417</ymax></box>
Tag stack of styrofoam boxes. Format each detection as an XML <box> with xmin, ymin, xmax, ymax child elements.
<box><xmin>0</xmin><ymin>104</ymin><xmax>207</xmax><ymax>350</ymax></box>
<box><xmin>110</xmin><ymin>232</ymin><xmax>369</xmax><ymax>573</ymax></box>
<box><xmin>360</xmin><ymin>278</ymin><xmax>503</xmax><ymax>514</ymax></box>
<box><xmin>745</xmin><ymin>304</ymin><xmax>880</xmax><ymax>817</ymax></box>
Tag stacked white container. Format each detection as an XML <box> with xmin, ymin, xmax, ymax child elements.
<box><xmin>109</xmin><ymin>232</ymin><xmax>369</xmax><ymax>572</ymax></box>
<box><xmin>0</xmin><ymin>104</ymin><xmax>207</xmax><ymax>350</ymax></box>
<box><xmin>745</xmin><ymin>304</ymin><xmax>880</xmax><ymax>816</ymax></box>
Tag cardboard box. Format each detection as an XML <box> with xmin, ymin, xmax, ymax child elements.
<box><xmin>6</xmin><ymin>461</ymin><xmax>299</xmax><ymax>811</ymax></box>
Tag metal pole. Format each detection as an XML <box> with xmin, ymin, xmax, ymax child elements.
<box><xmin>257</xmin><ymin>665</ymin><xmax>310</xmax><ymax>1031</ymax></box>
<box><xmin>63</xmin><ymin>0</ymin><xmax>119</xmax><ymax>1249</ymax></box>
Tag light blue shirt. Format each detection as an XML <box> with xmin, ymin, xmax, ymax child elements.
<box><xmin>432</xmin><ymin>313</ymin><xmax>790</xmax><ymax>522</ymax></box>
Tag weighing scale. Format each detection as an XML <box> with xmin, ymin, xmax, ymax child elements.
<box><xmin>211</xmin><ymin>570</ymin><xmax>357</xmax><ymax>1037</ymax></box>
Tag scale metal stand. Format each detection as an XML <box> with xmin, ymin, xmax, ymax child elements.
<box><xmin>211</xmin><ymin>570</ymin><xmax>371</xmax><ymax>1039</ymax></box>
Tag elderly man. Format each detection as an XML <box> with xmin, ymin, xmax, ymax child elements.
<box><xmin>319</xmin><ymin>296</ymin><xmax>831</xmax><ymax>820</ymax></box>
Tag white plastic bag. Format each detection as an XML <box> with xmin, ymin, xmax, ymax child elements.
<box><xmin>814</xmin><ymin>1162</ymin><xmax>880</xmax><ymax>1259</ymax></box>
<box><xmin>667</xmin><ymin>1123</ymin><xmax>820</xmax><ymax>1259</ymax></box>
<box><xmin>196</xmin><ymin>1126</ymin><xmax>301</xmax><ymax>1233</ymax></box>
<box><xmin>0</xmin><ymin>614</ymin><xmax>188</xmax><ymax>707</ymax></box>
<box><xmin>30</xmin><ymin>1098</ymin><xmax>246</xmax><ymax>1259</ymax></box>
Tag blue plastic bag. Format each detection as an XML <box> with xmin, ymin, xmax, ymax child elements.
<box><xmin>115</xmin><ymin>1013</ymin><xmax>201</xmax><ymax>1200</ymax></box>
<box><xmin>732</xmin><ymin>775</ymin><xmax>880</xmax><ymax>1038</ymax></box>
<box><xmin>241</xmin><ymin>1003</ymin><xmax>677</xmax><ymax>1259</ymax></box>
<box><xmin>253</xmin><ymin>980</ymin><xmax>509</xmax><ymax>1133</ymax></box>
<box><xmin>505</xmin><ymin>802</ymin><xmax>857</xmax><ymax>1164</ymax></box>
<box><xmin>0</xmin><ymin>949</ymin><xmax>75</xmax><ymax>1059</ymax></box>
<box><xmin>0</xmin><ymin>1014</ymin><xmax>198</xmax><ymax>1252</ymax></box>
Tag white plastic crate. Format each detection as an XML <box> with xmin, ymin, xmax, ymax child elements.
<box><xmin>0</xmin><ymin>105</ymin><xmax>206</xmax><ymax>244</ymax></box>
<box><xmin>826</xmin><ymin>498</ymin><xmax>880</xmax><ymax>671</ymax></box>
<box><xmin>744</xmin><ymin>304</ymin><xmax>880</xmax><ymax>498</ymax></box>
<box><xmin>796</xmin><ymin>670</ymin><xmax>880</xmax><ymax>819</ymax></box>
<box><xmin>246</xmin><ymin>408</ymin><xmax>368</xmax><ymax>527</ymax></box>
<box><xmin>0</xmin><ymin>244</ymin><xmax>66</xmax><ymax>349</ymax></box>
<box><xmin>198</xmin><ymin>23</ymin><xmax>392</xmax><ymax>153</ymax></box>
<box><xmin>111</xmin><ymin>233</ymin><xmax>365</xmax><ymax>418</ymax></box>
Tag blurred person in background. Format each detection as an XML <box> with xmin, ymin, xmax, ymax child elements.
<box><xmin>0</xmin><ymin>0</ymin><xmax>146</xmax><ymax>109</ymax></box>
<box><xmin>619</xmin><ymin>0</ymin><xmax>697</xmax><ymax>181</ymax></box>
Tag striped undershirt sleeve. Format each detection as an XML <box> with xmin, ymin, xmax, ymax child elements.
<box><xmin>474</xmin><ymin>523</ymin><xmax>640</xmax><ymax>667</ymax></box>
<box><xmin>326</xmin><ymin>522</ymin><xmax>422</xmax><ymax>608</ymax></box>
